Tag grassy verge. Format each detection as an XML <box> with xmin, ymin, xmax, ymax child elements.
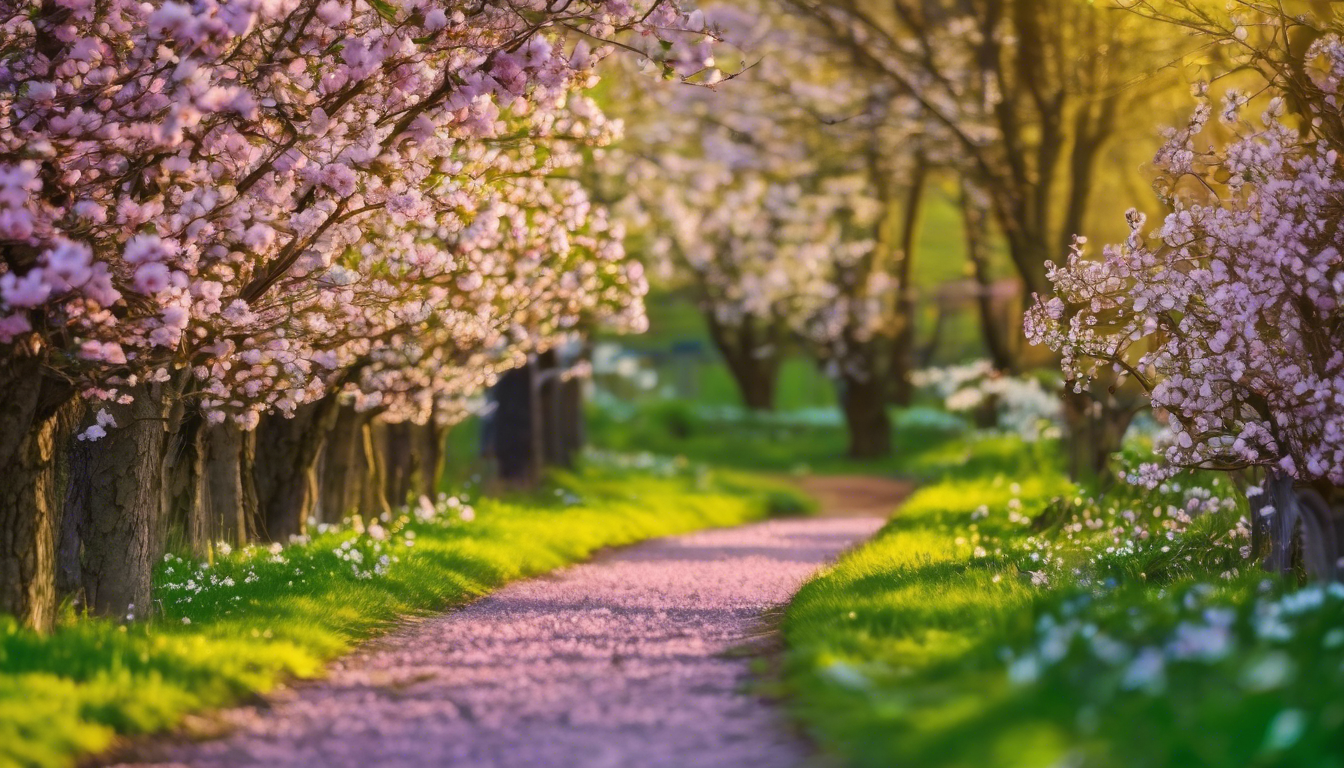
<box><xmin>783</xmin><ymin>435</ymin><xmax>1344</xmax><ymax>768</ymax></box>
<box><xmin>0</xmin><ymin>458</ymin><xmax>808</xmax><ymax>768</ymax></box>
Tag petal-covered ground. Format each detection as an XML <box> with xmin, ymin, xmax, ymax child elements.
<box><xmin>109</xmin><ymin>490</ymin><xmax>896</xmax><ymax>768</ymax></box>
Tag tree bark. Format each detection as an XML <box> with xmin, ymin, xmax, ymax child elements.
<box><xmin>727</xmin><ymin>354</ymin><xmax>779</xmax><ymax>412</ymax></box>
<box><xmin>1060</xmin><ymin>382</ymin><xmax>1137</xmax><ymax>487</ymax></box>
<box><xmin>72</xmin><ymin>383</ymin><xmax>171</xmax><ymax>619</ymax></box>
<box><xmin>379</xmin><ymin>421</ymin><xmax>415</xmax><ymax>509</ymax></box>
<box><xmin>239</xmin><ymin>428</ymin><xmax>260</xmax><ymax>538</ymax></box>
<box><xmin>704</xmin><ymin>315</ymin><xmax>781</xmax><ymax>411</ymax></box>
<box><xmin>253</xmin><ymin>397</ymin><xmax>340</xmax><ymax>541</ymax></box>
<box><xmin>55</xmin><ymin>403</ymin><xmax>89</xmax><ymax>607</ymax></box>
<box><xmin>202</xmin><ymin>422</ymin><xmax>255</xmax><ymax>546</ymax></box>
<box><xmin>838</xmin><ymin>373</ymin><xmax>892</xmax><ymax>459</ymax></box>
<box><xmin>537</xmin><ymin>349</ymin><xmax>565</xmax><ymax>466</ymax></box>
<box><xmin>162</xmin><ymin>413</ymin><xmax>208</xmax><ymax>556</ymax></box>
<box><xmin>492</xmin><ymin>361</ymin><xmax>543</xmax><ymax>487</ymax></box>
<box><xmin>319</xmin><ymin>405</ymin><xmax>368</xmax><ymax>524</ymax></box>
<box><xmin>887</xmin><ymin>153</ymin><xmax>929</xmax><ymax>407</ymax></box>
<box><xmin>359</xmin><ymin>420</ymin><xmax>392</xmax><ymax>520</ymax></box>
<box><xmin>0</xmin><ymin>361</ymin><xmax>74</xmax><ymax>632</ymax></box>
<box><xmin>410</xmin><ymin>421</ymin><xmax>445</xmax><ymax>498</ymax></box>
<box><xmin>556</xmin><ymin>374</ymin><xmax>585</xmax><ymax>467</ymax></box>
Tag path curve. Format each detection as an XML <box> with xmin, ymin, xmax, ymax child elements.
<box><xmin>110</xmin><ymin>479</ymin><xmax>905</xmax><ymax>768</ymax></box>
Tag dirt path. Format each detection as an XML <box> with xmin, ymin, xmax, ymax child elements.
<box><xmin>110</xmin><ymin>477</ymin><xmax>908</xmax><ymax>768</ymax></box>
<box><xmin>793</xmin><ymin>475</ymin><xmax>915</xmax><ymax>518</ymax></box>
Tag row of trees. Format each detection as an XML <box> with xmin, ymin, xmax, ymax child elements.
<box><xmin>607</xmin><ymin>0</ymin><xmax>1341</xmax><ymax>526</ymax></box>
<box><xmin>0</xmin><ymin>0</ymin><xmax>718</xmax><ymax>631</ymax></box>
<box><xmin>607</xmin><ymin>0</ymin><xmax>1192</xmax><ymax>463</ymax></box>
<box><xmin>606</xmin><ymin>0</ymin><xmax>926</xmax><ymax>457</ymax></box>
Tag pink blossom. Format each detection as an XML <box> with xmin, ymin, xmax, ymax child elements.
<box><xmin>43</xmin><ymin>240</ymin><xmax>94</xmax><ymax>290</ymax></box>
<box><xmin>0</xmin><ymin>270</ymin><xmax>52</xmax><ymax>308</ymax></box>
<box><xmin>1028</xmin><ymin>35</ymin><xmax>1344</xmax><ymax>485</ymax></box>
<box><xmin>78</xmin><ymin>340</ymin><xmax>127</xmax><ymax>365</ymax></box>
<box><xmin>0</xmin><ymin>0</ymin><xmax>702</xmax><ymax>431</ymax></box>
<box><xmin>123</xmin><ymin>234</ymin><xmax>167</xmax><ymax>264</ymax></box>
<box><xmin>316</xmin><ymin>1</ymin><xmax>351</xmax><ymax>26</ymax></box>
<box><xmin>0</xmin><ymin>313</ymin><xmax>32</xmax><ymax>342</ymax></box>
<box><xmin>133</xmin><ymin>262</ymin><xmax>171</xmax><ymax>294</ymax></box>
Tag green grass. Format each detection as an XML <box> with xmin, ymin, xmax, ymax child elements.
<box><xmin>0</xmin><ymin>460</ymin><xmax>809</xmax><ymax>768</ymax></box>
<box><xmin>588</xmin><ymin>397</ymin><xmax>973</xmax><ymax>475</ymax></box>
<box><xmin>782</xmin><ymin>434</ymin><xmax>1344</xmax><ymax>768</ymax></box>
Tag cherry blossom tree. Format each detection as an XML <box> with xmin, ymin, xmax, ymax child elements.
<box><xmin>1027</xmin><ymin>3</ymin><xmax>1344</xmax><ymax>574</ymax></box>
<box><xmin>0</xmin><ymin>0</ymin><xmax>708</xmax><ymax>629</ymax></box>
<box><xmin>607</xmin><ymin>1</ymin><xmax>935</xmax><ymax>455</ymax></box>
<box><xmin>781</xmin><ymin>0</ymin><xmax>1185</xmax><ymax>370</ymax></box>
<box><xmin>602</xmin><ymin>3</ymin><xmax>821</xmax><ymax>412</ymax></box>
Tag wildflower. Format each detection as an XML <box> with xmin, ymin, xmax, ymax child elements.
<box><xmin>1262</xmin><ymin>710</ymin><xmax>1307</xmax><ymax>752</ymax></box>
<box><xmin>1122</xmin><ymin>648</ymin><xmax>1166</xmax><ymax>693</ymax></box>
<box><xmin>1007</xmin><ymin>654</ymin><xmax>1041</xmax><ymax>685</ymax></box>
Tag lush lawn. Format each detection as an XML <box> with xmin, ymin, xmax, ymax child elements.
<box><xmin>0</xmin><ymin>459</ymin><xmax>808</xmax><ymax>768</ymax></box>
<box><xmin>588</xmin><ymin>398</ymin><xmax>971</xmax><ymax>475</ymax></box>
<box><xmin>783</xmin><ymin>434</ymin><xmax>1344</xmax><ymax>768</ymax></box>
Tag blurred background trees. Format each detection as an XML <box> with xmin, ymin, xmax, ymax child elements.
<box><xmin>598</xmin><ymin>0</ymin><xmax>1202</xmax><ymax>462</ymax></box>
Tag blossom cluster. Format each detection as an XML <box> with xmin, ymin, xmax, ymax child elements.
<box><xmin>0</xmin><ymin>0</ymin><xmax>713</xmax><ymax>432</ymax></box>
<box><xmin>1026</xmin><ymin>35</ymin><xmax>1344</xmax><ymax>484</ymax></box>
<box><xmin>604</xmin><ymin>0</ymin><xmax>936</xmax><ymax>385</ymax></box>
<box><xmin>912</xmin><ymin>361</ymin><xmax>1062</xmax><ymax>441</ymax></box>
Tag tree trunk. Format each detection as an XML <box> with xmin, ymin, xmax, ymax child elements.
<box><xmin>202</xmin><ymin>422</ymin><xmax>255</xmax><ymax>546</ymax></box>
<box><xmin>162</xmin><ymin>413</ymin><xmax>208</xmax><ymax>556</ymax></box>
<box><xmin>1060</xmin><ymin>89</ymin><xmax>1119</xmax><ymax>258</ymax></box>
<box><xmin>537</xmin><ymin>350</ymin><xmax>566</xmax><ymax>466</ymax></box>
<box><xmin>0</xmin><ymin>361</ymin><xmax>74</xmax><ymax>632</ymax></box>
<box><xmin>359</xmin><ymin>420</ymin><xmax>392</xmax><ymax>520</ymax></box>
<box><xmin>253</xmin><ymin>397</ymin><xmax>340</xmax><ymax>541</ymax></box>
<box><xmin>918</xmin><ymin>305</ymin><xmax>948</xmax><ymax>368</ymax></box>
<box><xmin>492</xmin><ymin>360</ymin><xmax>543</xmax><ymax>487</ymax></box>
<box><xmin>73</xmin><ymin>383</ymin><xmax>171</xmax><ymax>619</ymax></box>
<box><xmin>410</xmin><ymin>421</ymin><xmax>445</xmax><ymax>498</ymax></box>
<box><xmin>55</xmin><ymin>403</ymin><xmax>89</xmax><ymax>607</ymax></box>
<box><xmin>838</xmin><ymin>373</ymin><xmax>892</xmax><ymax>459</ymax></box>
<box><xmin>888</xmin><ymin>312</ymin><xmax>918</xmax><ymax>407</ymax></box>
<box><xmin>1060</xmin><ymin>383</ymin><xmax>1136</xmax><ymax>487</ymax></box>
<box><xmin>557</xmin><ymin>374</ymin><xmax>585</xmax><ymax>468</ymax></box>
<box><xmin>704</xmin><ymin>315</ymin><xmax>781</xmax><ymax>411</ymax></box>
<box><xmin>319</xmin><ymin>405</ymin><xmax>368</xmax><ymax>524</ymax></box>
<box><xmin>239</xmin><ymin>428</ymin><xmax>260</xmax><ymax>538</ymax></box>
<box><xmin>888</xmin><ymin>153</ymin><xmax>928</xmax><ymax>407</ymax></box>
<box><xmin>379</xmin><ymin>421</ymin><xmax>415</xmax><ymax>509</ymax></box>
<box><xmin>1251</xmin><ymin>476</ymin><xmax>1344</xmax><ymax>583</ymax></box>
<box><xmin>728</xmin><ymin>354</ymin><xmax>779</xmax><ymax>411</ymax></box>
<box><xmin>962</xmin><ymin>184</ymin><xmax>1018</xmax><ymax>373</ymax></box>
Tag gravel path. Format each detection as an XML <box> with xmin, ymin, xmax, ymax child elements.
<box><xmin>111</xmin><ymin>486</ymin><xmax>897</xmax><ymax>768</ymax></box>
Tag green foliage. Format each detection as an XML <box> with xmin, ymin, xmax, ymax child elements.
<box><xmin>0</xmin><ymin>463</ymin><xmax>788</xmax><ymax>768</ymax></box>
<box><xmin>783</xmin><ymin>435</ymin><xmax>1344</xmax><ymax>768</ymax></box>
